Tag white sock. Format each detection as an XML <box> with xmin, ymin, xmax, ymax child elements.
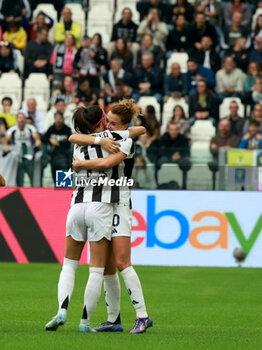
<box><xmin>81</xmin><ymin>267</ymin><xmax>104</xmax><ymax>323</ymax></box>
<box><xmin>58</xmin><ymin>257</ymin><xmax>79</xmax><ymax>313</ymax></box>
<box><xmin>104</xmin><ymin>273</ymin><xmax>121</xmax><ymax>323</ymax></box>
<box><xmin>120</xmin><ymin>266</ymin><xmax>148</xmax><ymax>318</ymax></box>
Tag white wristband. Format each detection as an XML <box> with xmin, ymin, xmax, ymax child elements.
<box><xmin>94</xmin><ymin>136</ymin><xmax>101</xmax><ymax>145</ymax></box>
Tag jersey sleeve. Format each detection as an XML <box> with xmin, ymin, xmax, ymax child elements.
<box><xmin>110</xmin><ymin>130</ymin><xmax>130</xmax><ymax>140</ymax></box>
<box><xmin>6</xmin><ymin>126</ymin><xmax>15</xmax><ymax>136</ymax></box>
<box><xmin>29</xmin><ymin>125</ymin><xmax>37</xmax><ymax>133</ymax></box>
<box><xmin>118</xmin><ymin>138</ymin><xmax>134</xmax><ymax>157</ymax></box>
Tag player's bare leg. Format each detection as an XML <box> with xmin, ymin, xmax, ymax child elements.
<box><xmin>45</xmin><ymin>236</ymin><xmax>85</xmax><ymax>331</ymax></box>
<box><xmin>79</xmin><ymin>238</ymin><xmax>110</xmax><ymax>332</ymax></box>
<box><xmin>0</xmin><ymin>174</ymin><xmax>6</xmax><ymax>186</ymax></box>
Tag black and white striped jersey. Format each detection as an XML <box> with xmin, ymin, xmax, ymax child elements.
<box><xmin>71</xmin><ymin>130</ymin><xmax>135</xmax><ymax>206</ymax></box>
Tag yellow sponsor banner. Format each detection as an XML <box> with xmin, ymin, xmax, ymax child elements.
<box><xmin>227</xmin><ymin>149</ymin><xmax>254</xmax><ymax>166</ymax></box>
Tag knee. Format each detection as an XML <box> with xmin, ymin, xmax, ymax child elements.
<box><xmin>115</xmin><ymin>255</ymin><xmax>131</xmax><ymax>272</ymax></box>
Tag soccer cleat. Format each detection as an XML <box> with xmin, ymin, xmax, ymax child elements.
<box><xmin>130</xmin><ymin>317</ymin><xmax>153</xmax><ymax>334</ymax></box>
<box><xmin>94</xmin><ymin>320</ymin><xmax>123</xmax><ymax>332</ymax></box>
<box><xmin>78</xmin><ymin>324</ymin><xmax>94</xmax><ymax>332</ymax></box>
<box><xmin>45</xmin><ymin>313</ymin><xmax>66</xmax><ymax>331</ymax></box>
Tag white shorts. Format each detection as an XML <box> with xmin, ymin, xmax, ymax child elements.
<box><xmin>111</xmin><ymin>202</ymin><xmax>132</xmax><ymax>238</ymax></box>
<box><xmin>66</xmin><ymin>202</ymin><xmax>113</xmax><ymax>242</ymax></box>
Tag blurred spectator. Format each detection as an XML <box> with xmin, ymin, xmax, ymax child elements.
<box><xmin>243</xmin><ymin>103</ymin><xmax>262</xmax><ymax>134</ymax></box>
<box><xmin>137</xmin><ymin>34</ymin><xmax>162</xmax><ymax>67</ymax></box>
<box><xmin>137</xmin><ymin>8</ymin><xmax>168</xmax><ymax>52</ymax></box>
<box><xmin>195</xmin><ymin>0</ymin><xmax>222</xmax><ymax>27</ymax></box>
<box><xmin>139</xmin><ymin>0</ymin><xmax>170</xmax><ymax>22</ymax></box>
<box><xmin>111</xmin><ymin>38</ymin><xmax>133</xmax><ymax>72</ymax></box>
<box><xmin>0</xmin><ymin>41</ymin><xmax>19</xmax><ymax>74</ymax></box>
<box><xmin>0</xmin><ymin>0</ymin><xmax>31</xmax><ymax>25</ymax></box>
<box><xmin>75</xmin><ymin>76</ymin><xmax>103</xmax><ymax>107</ymax></box>
<box><xmin>44</xmin><ymin>112</ymin><xmax>72</xmax><ymax>184</ymax></box>
<box><xmin>91</xmin><ymin>33</ymin><xmax>108</xmax><ymax>72</ymax></box>
<box><xmin>54</xmin><ymin>7</ymin><xmax>82</xmax><ymax>47</ymax></box>
<box><xmin>20</xmin><ymin>98</ymin><xmax>45</xmax><ymax>134</ymax></box>
<box><xmin>226</xmin><ymin>100</ymin><xmax>245</xmax><ymax>136</ymax></box>
<box><xmin>50</xmin><ymin>33</ymin><xmax>77</xmax><ymax>80</ymax></box>
<box><xmin>215</xmin><ymin>56</ymin><xmax>245</xmax><ymax>100</ymax></box>
<box><xmin>210</xmin><ymin>118</ymin><xmax>240</xmax><ymax>157</ymax></box>
<box><xmin>30</xmin><ymin>0</ymin><xmax>64</xmax><ymax>17</ymax></box>
<box><xmin>0</xmin><ymin>117</ymin><xmax>6</xmax><ymax>141</ymax></box>
<box><xmin>110</xmin><ymin>7</ymin><xmax>138</xmax><ymax>56</ymax></box>
<box><xmin>157</xmin><ymin>121</ymin><xmax>190</xmax><ymax>168</ymax></box>
<box><xmin>103</xmin><ymin>59</ymin><xmax>130</xmax><ymax>104</ymax></box>
<box><xmin>172</xmin><ymin>0</ymin><xmax>194</xmax><ymax>23</ymax></box>
<box><xmin>252</xmin><ymin>15</ymin><xmax>262</xmax><ymax>47</ymax></box>
<box><xmin>170</xmin><ymin>105</ymin><xmax>190</xmax><ymax>136</ymax></box>
<box><xmin>166</xmin><ymin>14</ymin><xmax>190</xmax><ymax>56</ymax></box>
<box><xmin>239</xmin><ymin>120</ymin><xmax>262</xmax><ymax>149</ymax></box>
<box><xmin>73</xmin><ymin>35</ymin><xmax>101</xmax><ymax>89</ymax></box>
<box><xmin>188</xmin><ymin>36</ymin><xmax>221</xmax><ymax>73</ymax></box>
<box><xmin>132</xmin><ymin>52</ymin><xmax>163</xmax><ymax>103</ymax></box>
<box><xmin>142</xmin><ymin>105</ymin><xmax>160</xmax><ymax>142</ymax></box>
<box><xmin>50</xmin><ymin>75</ymin><xmax>75</xmax><ymax>105</ymax></box>
<box><xmin>221</xmin><ymin>11</ymin><xmax>251</xmax><ymax>50</ymax></box>
<box><xmin>226</xmin><ymin>37</ymin><xmax>249</xmax><ymax>72</ymax></box>
<box><xmin>29</xmin><ymin>11</ymin><xmax>54</xmax><ymax>41</ymax></box>
<box><xmin>3</xmin><ymin>20</ymin><xmax>27</xmax><ymax>50</ymax></box>
<box><xmin>104</xmin><ymin>79</ymin><xmax>131</xmax><ymax>107</ymax></box>
<box><xmin>189</xmin><ymin>78</ymin><xmax>217</xmax><ymax>124</ymax></box>
<box><xmin>0</xmin><ymin>97</ymin><xmax>16</xmax><ymax>127</ymax></box>
<box><xmin>3</xmin><ymin>112</ymin><xmax>41</xmax><ymax>186</ymax></box>
<box><xmin>164</xmin><ymin>62</ymin><xmax>188</xmax><ymax>101</ymax></box>
<box><xmin>45</xmin><ymin>99</ymin><xmax>73</xmax><ymax>131</ymax></box>
<box><xmin>24</xmin><ymin>26</ymin><xmax>53</xmax><ymax>77</ymax></box>
<box><xmin>223</xmin><ymin>0</ymin><xmax>252</xmax><ymax>29</ymax></box>
<box><xmin>251</xmin><ymin>77</ymin><xmax>262</xmax><ymax>104</ymax></box>
<box><xmin>249</xmin><ymin>36</ymin><xmax>262</xmax><ymax>66</ymax></box>
<box><xmin>186</xmin><ymin>58</ymin><xmax>216</xmax><ymax>92</ymax></box>
<box><xmin>189</xmin><ymin>12</ymin><xmax>218</xmax><ymax>50</ymax></box>
<box><xmin>244</xmin><ymin>62</ymin><xmax>260</xmax><ymax>95</ymax></box>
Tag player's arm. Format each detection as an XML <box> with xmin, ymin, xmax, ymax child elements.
<box><xmin>32</xmin><ymin>132</ymin><xmax>42</xmax><ymax>147</ymax></box>
<box><xmin>2</xmin><ymin>134</ymin><xmax>11</xmax><ymax>153</ymax></box>
<box><xmin>128</xmin><ymin>126</ymin><xmax>146</xmax><ymax>138</ymax></box>
<box><xmin>69</xmin><ymin>134</ymin><xmax>121</xmax><ymax>153</ymax></box>
<box><xmin>73</xmin><ymin>152</ymin><xmax>127</xmax><ymax>172</ymax></box>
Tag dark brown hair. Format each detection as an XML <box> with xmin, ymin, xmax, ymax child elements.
<box><xmin>73</xmin><ymin>105</ymin><xmax>103</xmax><ymax>134</ymax></box>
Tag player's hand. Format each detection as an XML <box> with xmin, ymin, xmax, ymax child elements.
<box><xmin>0</xmin><ymin>174</ymin><xmax>6</xmax><ymax>186</ymax></box>
<box><xmin>100</xmin><ymin>138</ymin><xmax>120</xmax><ymax>153</ymax></box>
<box><xmin>72</xmin><ymin>155</ymin><xmax>82</xmax><ymax>173</ymax></box>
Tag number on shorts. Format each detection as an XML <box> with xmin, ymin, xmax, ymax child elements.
<box><xmin>112</xmin><ymin>214</ymin><xmax>120</xmax><ymax>227</ymax></box>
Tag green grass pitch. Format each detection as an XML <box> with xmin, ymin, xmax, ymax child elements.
<box><xmin>0</xmin><ymin>263</ymin><xmax>261</xmax><ymax>350</ymax></box>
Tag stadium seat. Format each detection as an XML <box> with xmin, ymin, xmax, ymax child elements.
<box><xmin>114</xmin><ymin>4</ymin><xmax>140</xmax><ymax>24</ymax></box>
<box><xmin>219</xmin><ymin>97</ymin><xmax>244</xmax><ymax>119</ymax></box>
<box><xmin>32</xmin><ymin>4</ymin><xmax>57</xmax><ymax>44</ymax></box>
<box><xmin>66</xmin><ymin>3</ymin><xmax>85</xmax><ymax>35</ymax></box>
<box><xmin>157</xmin><ymin>163</ymin><xmax>182</xmax><ymax>187</ymax></box>
<box><xmin>0</xmin><ymin>73</ymin><xmax>22</xmax><ymax>113</ymax></box>
<box><xmin>89</xmin><ymin>0</ymin><xmax>115</xmax><ymax>12</ymax></box>
<box><xmin>87</xmin><ymin>5</ymin><xmax>113</xmax><ymax>44</ymax></box>
<box><xmin>137</xmin><ymin>97</ymin><xmax>161</xmax><ymax>121</ymax></box>
<box><xmin>24</xmin><ymin>74</ymin><xmax>50</xmax><ymax>111</ymax></box>
<box><xmin>190</xmin><ymin>120</ymin><xmax>216</xmax><ymax>164</ymax></box>
<box><xmin>187</xmin><ymin>165</ymin><xmax>213</xmax><ymax>190</ymax></box>
<box><xmin>166</xmin><ymin>53</ymin><xmax>189</xmax><ymax>75</ymax></box>
<box><xmin>161</xmin><ymin>98</ymin><xmax>189</xmax><ymax>134</ymax></box>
